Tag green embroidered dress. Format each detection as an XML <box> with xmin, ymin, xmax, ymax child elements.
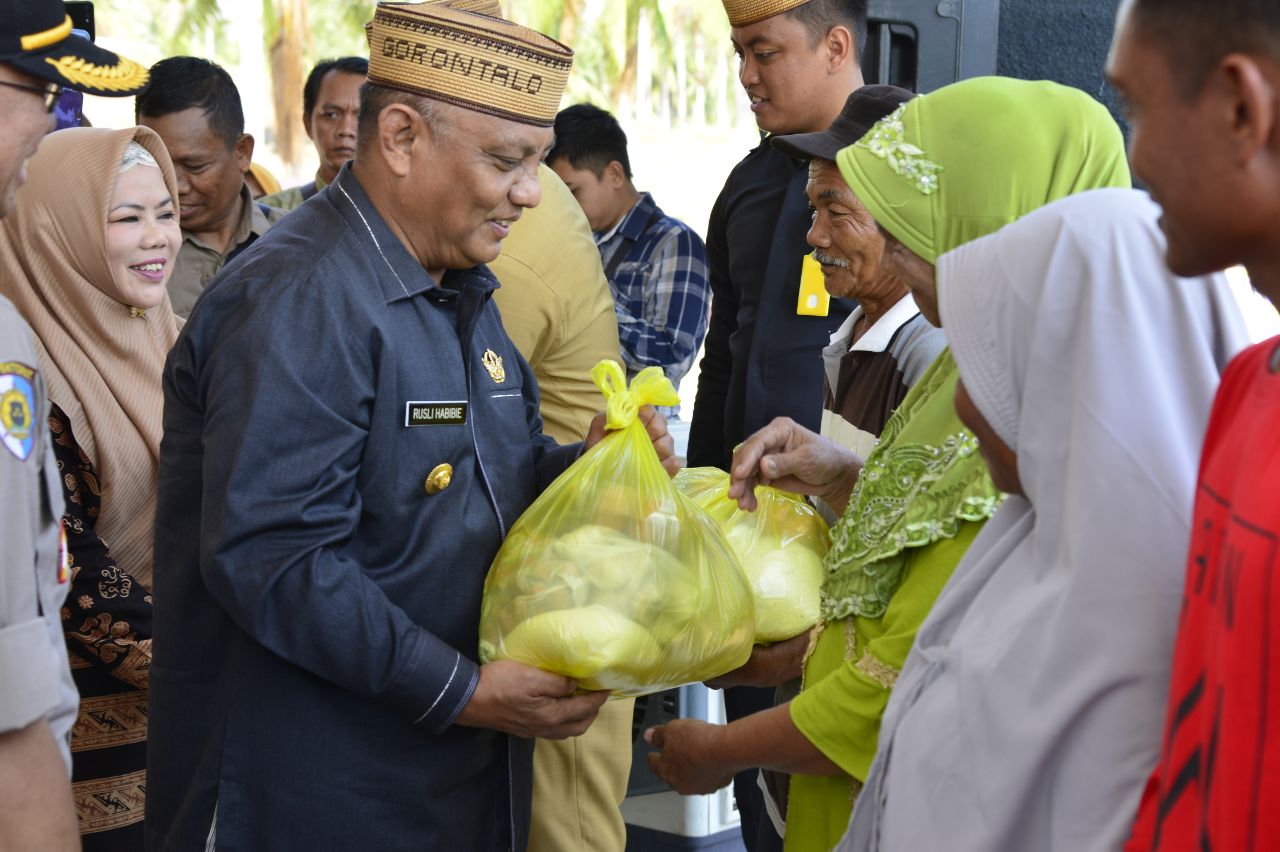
<box><xmin>777</xmin><ymin>77</ymin><xmax>1132</xmax><ymax>852</ymax></box>
<box><xmin>785</xmin><ymin>354</ymin><xmax>997</xmax><ymax>851</ymax></box>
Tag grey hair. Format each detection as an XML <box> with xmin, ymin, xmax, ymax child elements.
<box><xmin>357</xmin><ymin>82</ymin><xmax>453</xmax><ymax>150</ymax></box>
<box><xmin>120</xmin><ymin>141</ymin><xmax>159</xmax><ymax>174</ymax></box>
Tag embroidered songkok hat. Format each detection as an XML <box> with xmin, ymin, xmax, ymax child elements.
<box><xmin>365</xmin><ymin>1</ymin><xmax>573</xmax><ymax>127</ymax></box>
<box><xmin>720</xmin><ymin>0</ymin><xmax>813</xmax><ymax>27</ymax></box>
<box><xmin>429</xmin><ymin>0</ymin><xmax>503</xmax><ymax>16</ymax></box>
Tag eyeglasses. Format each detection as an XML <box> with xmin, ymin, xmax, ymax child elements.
<box><xmin>0</xmin><ymin>79</ymin><xmax>63</xmax><ymax>113</ymax></box>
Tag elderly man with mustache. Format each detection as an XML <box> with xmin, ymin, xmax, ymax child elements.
<box><xmin>653</xmin><ymin>87</ymin><xmax>950</xmax><ymax>851</ymax></box>
<box><xmin>782</xmin><ymin>86</ymin><xmax>946</xmax><ymax>474</ymax></box>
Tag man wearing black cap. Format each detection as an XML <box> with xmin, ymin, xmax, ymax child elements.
<box><xmin>770</xmin><ymin>86</ymin><xmax>944</xmax><ymax>500</ymax></box>
<box><xmin>688</xmin><ymin>1</ymin><xmax>869</xmax><ymax>848</ymax></box>
<box><xmin>0</xmin><ymin>1</ymin><xmax>147</xmax><ymax>848</ymax></box>
<box><xmin>651</xmin><ymin>85</ymin><xmax>944</xmax><ymax>852</ymax></box>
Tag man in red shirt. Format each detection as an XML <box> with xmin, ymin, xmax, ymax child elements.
<box><xmin>1108</xmin><ymin>1</ymin><xmax>1280</xmax><ymax>849</ymax></box>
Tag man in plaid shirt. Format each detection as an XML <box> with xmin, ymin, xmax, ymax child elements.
<box><xmin>550</xmin><ymin>104</ymin><xmax>710</xmax><ymax>418</ymax></box>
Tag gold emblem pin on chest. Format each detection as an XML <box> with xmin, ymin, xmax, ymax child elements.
<box><xmin>425</xmin><ymin>463</ymin><xmax>453</xmax><ymax>495</ymax></box>
<box><xmin>482</xmin><ymin>349</ymin><xmax>505</xmax><ymax>384</ymax></box>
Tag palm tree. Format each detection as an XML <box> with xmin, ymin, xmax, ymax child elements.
<box><xmin>135</xmin><ymin>0</ymin><xmax>314</xmax><ymax>167</ymax></box>
<box><xmin>615</xmin><ymin>0</ymin><xmax>671</xmax><ymax>115</ymax></box>
<box><xmin>265</xmin><ymin>0</ymin><xmax>314</xmax><ymax>167</ymax></box>
<box><xmin>142</xmin><ymin>0</ymin><xmax>734</xmax><ymax>164</ymax></box>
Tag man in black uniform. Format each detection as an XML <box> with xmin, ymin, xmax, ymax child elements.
<box><xmin>687</xmin><ymin>1</ymin><xmax>868</xmax><ymax>848</ymax></box>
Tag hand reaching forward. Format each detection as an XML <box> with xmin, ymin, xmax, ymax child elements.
<box><xmin>647</xmin><ymin>706</ymin><xmax>844</xmax><ymax>792</ymax></box>
<box><xmin>728</xmin><ymin>417</ymin><xmax>862</xmax><ymax>514</ymax></box>
<box><xmin>645</xmin><ymin>720</ymin><xmax>737</xmax><ymax>796</ymax></box>
<box><xmin>455</xmin><ymin>660</ymin><xmax>610</xmax><ymax>740</ymax></box>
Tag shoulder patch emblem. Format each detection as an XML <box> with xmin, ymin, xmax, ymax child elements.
<box><xmin>0</xmin><ymin>361</ymin><xmax>37</xmax><ymax>461</ymax></box>
<box><xmin>481</xmin><ymin>349</ymin><xmax>506</xmax><ymax>384</ymax></box>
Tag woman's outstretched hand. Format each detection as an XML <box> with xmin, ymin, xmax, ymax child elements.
<box><xmin>728</xmin><ymin>417</ymin><xmax>863</xmax><ymax>515</ymax></box>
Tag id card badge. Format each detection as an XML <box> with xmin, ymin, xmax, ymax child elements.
<box><xmin>795</xmin><ymin>255</ymin><xmax>831</xmax><ymax>317</ymax></box>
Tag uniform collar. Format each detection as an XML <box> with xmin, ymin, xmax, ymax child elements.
<box><xmin>182</xmin><ymin>185</ymin><xmax>269</xmax><ymax>256</ymax></box>
<box><xmin>245</xmin><ymin>188</ymin><xmax>275</xmax><ymax>238</ymax></box>
<box><xmin>329</xmin><ymin>164</ymin><xmax>499</xmax><ymax>305</ymax></box>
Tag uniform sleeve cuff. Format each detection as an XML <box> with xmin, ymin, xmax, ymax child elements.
<box><xmin>436</xmin><ymin>664</ymin><xmax>480</xmax><ymax>731</ymax></box>
<box><xmin>409</xmin><ymin>649</ymin><xmax>482</xmax><ymax>734</ymax></box>
<box><xmin>0</xmin><ymin>618</ymin><xmax>62</xmax><ymax>734</ymax></box>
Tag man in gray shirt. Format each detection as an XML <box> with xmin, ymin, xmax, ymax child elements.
<box><xmin>0</xmin><ymin>1</ymin><xmax>148</xmax><ymax>847</ymax></box>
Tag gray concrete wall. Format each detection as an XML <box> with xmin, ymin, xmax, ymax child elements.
<box><xmin>996</xmin><ymin>0</ymin><xmax>1126</xmax><ymax>129</ymax></box>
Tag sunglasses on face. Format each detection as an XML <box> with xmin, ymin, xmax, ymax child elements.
<box><xmin>0</xmin><ymin>79</ymin><xmax>64</xmax><ymax>113</ymax></box>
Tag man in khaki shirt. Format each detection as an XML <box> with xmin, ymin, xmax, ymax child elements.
<box><xmin>492</xmin><ymin>164</ymin><xmax>623</xmax><ymax>444</ymax></box>
<box><xmin>491</xmin><ymin>166</ymin><xmax>634</xmax><ymax>852</ymax></box>
<box><xmin>262</xmin><ymin>57</ymin><xmax>367</xmax><ymax>213</ymax></box>
<box><xmin>420</xmin><ymin>12</ymin><xmax>629</xmax><ymax>848</ymax></box>
<box><xmin>168</xmin><ymin>187</ymin><xmax>284</xmax><ymax>318</ymax></box>
<box><xmin>136</xmin><ymin>56</ymin><xmax>285</xmax><ymax>318</ymax></box>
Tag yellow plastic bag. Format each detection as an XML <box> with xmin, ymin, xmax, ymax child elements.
<box><xmin>478</xmin><ymin>362</ymin><xmax>756</xmax><ymax>696</ymax></box>
<box><xmin>675</xmin><ymin>467</ymin><xmax>829</xmax><ymax>644</ymax></box>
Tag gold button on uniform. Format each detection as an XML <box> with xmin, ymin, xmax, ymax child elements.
<box><xmin>425</xmin><ymin>463</ymin><xmax>453</xmax><ymax>495</ymax></box>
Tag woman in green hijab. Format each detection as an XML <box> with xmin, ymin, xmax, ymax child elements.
<box><xmin>644</xmin><ymin>76</ymin><xmax>1130</xmax><ymax>852</ymax></box>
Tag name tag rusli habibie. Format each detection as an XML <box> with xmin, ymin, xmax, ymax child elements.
<box><xmin>405</xmin><ymin>401</ymin><xmax>468</xmax><ymax>427</ymax></box>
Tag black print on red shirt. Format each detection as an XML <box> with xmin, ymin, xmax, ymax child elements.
<box><xmin>1150</xmin><ymin>483</ymin><xmax>1279</xmax><ymax>851</ymax></box>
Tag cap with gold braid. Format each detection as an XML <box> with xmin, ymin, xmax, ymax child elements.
<box><xmin>365</xmin><ymin>2</ymin><xmax>572</xmax><ymax>128</ymax></box>
<box><xmin>720</xmin><ymin>0</ymin><xmax>813</xmax><ymax>27</ymax></box>
<box><xmin>0</xmin><ymin>0</ymin><xmax>148</xmax><ymax>96</ymax></box>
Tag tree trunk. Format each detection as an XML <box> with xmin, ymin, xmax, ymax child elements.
<box><xmin>269</xmin><ymin>0</ymin><xmax>312</xmax><ymax>168</ymax></box>
<box><xmin>558</xmin><ymin>0</ymin><xmax>584</xmax><ymax>48</ymax></box>
<box><xmin>615</xmin><ymin>0</ymin><xmax>640</xmax><ymax>116</ymax></box>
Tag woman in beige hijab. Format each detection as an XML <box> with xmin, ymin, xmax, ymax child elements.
<box><xmin>0</xmin><ymin>126</ymin><xmax>182</xmax><ymax>848</ymax></box>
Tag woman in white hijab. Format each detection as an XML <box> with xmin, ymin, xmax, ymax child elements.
<box><xmin>840</xmin><ymin>188</ymin><xmax>1249</xmax><ymax>852</ymax></box>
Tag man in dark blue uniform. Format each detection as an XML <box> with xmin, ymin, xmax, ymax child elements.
<box><xmin>144</xmin><ymin>4</ymin><xmax>674</xmax><ymax>850</ymax></box>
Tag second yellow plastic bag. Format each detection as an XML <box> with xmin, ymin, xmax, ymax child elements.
<box><xmin>675</xmin><ymin>467</ymin><xmax>830</xmax><ymax>644</ymax></box>
<box><xmin>478</xmin><ymin>362</ymin><xmax>755</xmax><ymax>696</ymax></box>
